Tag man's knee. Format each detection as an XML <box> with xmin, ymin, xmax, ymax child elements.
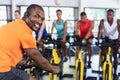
<box><xmin>87</xmin><ymin>38</ymin><xmax>93</xmax><ymax>44</ymax></box>
<box><xmin>30</xmin><ymin>76</ymin><xmax>37</xmax><ymax>80</ymax></box>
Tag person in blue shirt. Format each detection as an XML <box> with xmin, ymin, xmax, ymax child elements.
<box><xmin>35</xmin><ymin>21</ymin><xmax>48</xmax><ymax>50</ymax></box>
<box><xmin>51</xmin><ymin>9</ymin><xmax>69</xmax><ymax>62</ymax></box>
<box><xmin>35</xmin><ymin>21</ymin><xmax>48</xmax><ymax>41</ymax></box>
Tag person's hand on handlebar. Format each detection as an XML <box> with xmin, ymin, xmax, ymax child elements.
<box><xmin>18</xmin><ymin>60</ymin><xmax>27</xmax><ymax>66</ymax></box>
<box><xmin>82</xmin><ymin>39</ymin><xmax>86</xmax><ymax>44</ymax></box>
<box><xmin>95</xmin><ymin>40</ymin><xmax>99</xmax><ymax>46</ymax></box>
<box><xmin>62</xmin><ymin>38</ymin><xmax>66</xmax><ymax>43</ymax></box>
<box><xmin>51</xmin><ymin>65</ymin><xmax>60</xmax><ymax>74</ymax></box>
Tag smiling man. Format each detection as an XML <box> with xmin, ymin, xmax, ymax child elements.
<box><xmin>0</xmin><ymin>4</ymin><xmax>60</xmax><ymax>80</ymax></box>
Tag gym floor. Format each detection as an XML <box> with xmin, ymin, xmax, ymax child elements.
<box><xmin>40</xmin><ymin>46</ymin><xmax>120</xmax><ymax>80</ymax></box>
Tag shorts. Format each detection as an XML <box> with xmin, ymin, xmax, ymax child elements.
<box><xmin>104</xmin><ymin>37</ymin><xmax>118</xmax><ymax>43</ymax></box>
<box><xmin>0</xmin><ymin>67</ymin><xmax>29</xmax><ymax>80</ymax></box>
<box><xmin>57</xmin><ymin>36</ymin><xmax>70</xmax><ymax>49</ymax></box>
<box><xmin>76</xmin><ymin>36</ymin><xmax>93</xmax><ymax>44</ymax></box>
<box><xmin>102</xmin><ymin>38</ymin><xmax>119</xmax><ymax>54</ymax></box>
<box><xmin>104</xmin><ymin>38</ymin><xmax>119</xmax><ymax>47</ymax></box>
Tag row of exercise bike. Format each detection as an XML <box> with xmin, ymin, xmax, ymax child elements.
<box><xmin>16</xmin><ymin>35</ymin><xmax>120</xmax><ymax>80</ymax></box>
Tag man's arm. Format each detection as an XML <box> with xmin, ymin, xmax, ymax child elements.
<box><xmin>24</xmin><ymin>48</ymin><xmax>60</xmax><ymax>74</ymax></box>
<box><xmin>84</xmin><ymin>21</ymin><xmax>94</xmax><ymax>39</ymax></box>
<box><xmin>75</xmin><ymin>21</ymin><xmax>80</xmax><ymax>36</ymax></box>
<box><xmin>117</xmin><ymin>19</ymin><xmax>120</xmax><ymax>40</ymax></box>
<box><xmin>97</xmin><ymin>19</ymin><xmax>104</xmax><ymax>40</ymax></box>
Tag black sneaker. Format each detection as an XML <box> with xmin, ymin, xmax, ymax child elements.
<box><xmin>63</xmin><ymin>57</ymin><xmax>68</xmax><ymax>62</ymax></box>
<box><xmin>88</xmin><ymin>61</ymin><xmax>91</xmax><ymax>68</ymax></box>
<box><xmin>113</xmin><ymin>74</ymin><xmax>118</xmax><ymax>80</ymax></box>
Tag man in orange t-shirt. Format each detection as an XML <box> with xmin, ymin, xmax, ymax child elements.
<box><xmin>75</xmin><ymin>12</ymin><xmax>94</xmax><ymax>68</ymax></box>
<box><xmin>0</xmin><ymin>4</ymin><xmax>59</xmax><ymax>80</ymax></box>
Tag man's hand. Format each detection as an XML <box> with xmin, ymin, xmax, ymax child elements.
<box><xmin>52</xmin><ymin>66</ymin><xmax>60</xmax><ymax>74</ymax></box>
<box><xmin>25</xmin><ymin>48</ymin><xmax>60</xmax><ymax>74</ymax></box>
<box><xmin>18</xmin><ymin>60</ymin><xmax>26</xmax><ymax>66</ymax></box>
<box><xmin>82</xmin><ymin>39</ymin><xmax>86</xmax><ymax>44</ymax></box>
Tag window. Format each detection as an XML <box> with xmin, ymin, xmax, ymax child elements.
<box><xmin>115</xmin><ymin>9</ymin><xmax>119</xmax><ymax>19</ymax></box>
<box><xmin>0</xmin><ymin>6</ymin><xmax>7</xmax><ymax>26</ymax></box>
<box><xmin>20</xmin><ymin>6</ymin><xmax>27</xmax><ymax>18</ymax></box>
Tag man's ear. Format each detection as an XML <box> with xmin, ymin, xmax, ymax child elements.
<box><xmin>24</xmin><ymin>11</ymin><xmax>29</xmax><ymax>17</ymax></box>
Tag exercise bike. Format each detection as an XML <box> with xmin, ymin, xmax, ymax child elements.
<box><xmin>96</xmin><ymin>39</ymin><xmax>120</xmax><ymax>80</ymax></box>
<box><xmin>70</xmin><ymin>36</ymin><xmax>88</xmax><ymax>80</ymax></box>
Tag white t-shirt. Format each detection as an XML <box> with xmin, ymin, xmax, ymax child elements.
<box><xmin>102</xmin><ymin>17</ymin><xmax>118</xmax><ymax>39</ymax></box>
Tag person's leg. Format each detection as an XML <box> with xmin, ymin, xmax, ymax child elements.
<box><xmin>63</xmin><ymin>36</ymin><xmax>70</xmax><ymax>57</ymax></box>
<box><xmin>87</xmin><ymin>38</ymin><xmax>93</xmax><ymax>68</ymax></box>
<box><xmin>62</xmin><ymin>42</ymin><xmax>68</xmax><ymax>62</ymax></box>
<box><xmin>62</xmin><ymin>42</ymin><xmax>67</xmax><ymax>56</ymax></box>
<box><xmin>76</xmin><ymin>46</ymin><xmax>81</xmax><ymax>59</ymax></box>
<box><xmin>0</xmin><ymin>67</ymin><xmax>34</xmax><ymax>80</ymax></box>
<box><xmin>112</xmin><ymin>45</ymin><xmax>119</xmax><ymax>79</ymax></box>
<box><xmin>87</xmin><ymin>44</ymin><xmax>92</xmax><ymax>68</ymax></box>
<box><xmin>57</xmin><ymin>38</ymin><xmax>62</xmax><ymax>57</ymax></box>
<box><xmin>57</xmin><ymin>49</ymin><xmax>61</xmax><ymax>57</ymax></box>
<box><xmin>101</xmin><ymin>47</ymin><xmax>108</xmax><ymax>65</ymax></box>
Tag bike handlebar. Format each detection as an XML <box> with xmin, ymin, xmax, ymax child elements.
<box><xmin>41</xmin><ymin>35</ymin><xmax>62</xmax><ymax>45</ymax></box>
<box><xmin>70</xmin><ymin>41</ymin><xmax>87</xmax><ymax>46</ymax></box>
<box><xmin>96</xmin><ymin>41</ymin><xmax>120</xmax><ymax>47</ymax></box>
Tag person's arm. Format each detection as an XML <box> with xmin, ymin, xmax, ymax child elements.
<box><xmin>84</xmin><ymin>21</ymin><xmax>94</xmax><ymax>39</ymax></box>
<box><xmin>97</xmin><ymin>19</ymin><xmax>104</xmax><ymax>40</ymax></box>
<box><xmin>37</xmin><ymin>21</ymin><xmax>45</xmax><ymax>42</ymax></box>
<box><xmin>75</xmin><ymin>21</ymin><xmax>80</xmax><ymax>36</ymax></box>
<box><xmin>62</xmin><ymin>21</ymin><xmax>67</xmax><ymax>42</ymax></box>
<box><xmin>51</xmin><ymin>22</ymin><xmax>54</xmax><ymax>35</ymax></box>
<box><xmin>117</xmin><ymin>19</ymin><xmax>120</xmax><ymax>40</ymax></box>
<box><xmin>24</xmin><ymin>48</ymin><xmax>60</xmax><ymax>74</ymax></box>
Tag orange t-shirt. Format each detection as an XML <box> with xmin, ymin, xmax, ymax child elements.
<box><xmin>79</xmin><ymin>19</ymin><xmax>93</xmax><ymax>38</ymax></box>
<box><xmin>0</xmin><ymin>19</ymin><xmax>37</xmax><ymax>72</ymax></box>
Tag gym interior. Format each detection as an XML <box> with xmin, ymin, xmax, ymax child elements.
<box><xmin>0</xmin><ymin>0</ymin><xmax>120</xmax><ymax>80</ymax></box>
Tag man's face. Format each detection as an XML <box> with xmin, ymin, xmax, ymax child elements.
<box><xmin>107</xmin><ymin>11</ymin><xmax>114</xmax><ymax>21</ymax></box>
<box><xmin>27</xmin><ymin>7</ymin><xmax>45</xmax><ymax>31</ymax></box>
<box><xmin>81</xmin><ymin>15</ymin><xmax>87</xmax><ymax>23</ymax></box>
<box><xmin>14</xmin><ymin>12</ymin><xmax>21</xmax><ymax>19</ymax></box>
<box><xmin>56</xmin><ymin>11</ymin><xmax>62</xmax><ymax>19</ymax></box>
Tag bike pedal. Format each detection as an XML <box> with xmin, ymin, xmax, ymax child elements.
<box><xmin>86</xmin><ymin>77</ymin><xmax>97</xmax><ymax>80</ymax></box>
<box><xmin>69</xmin><ymin>65</ymin><xmax>75</xmax><ymax>68</ymax></box>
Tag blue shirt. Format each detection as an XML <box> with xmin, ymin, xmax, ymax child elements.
<box><xmin>54</xmin><ymin>20</ymin><xmax>69</xmax><ymax>39</ymax></box>
<box><xmin>54</xmin><ymin>20</ymin><xmax>68</xmax><ymax>39</ymax></box>
<box><xmin>35</xmin><ymin>26</ymin><xmax>48</xmax><ymax>39</ymax></box>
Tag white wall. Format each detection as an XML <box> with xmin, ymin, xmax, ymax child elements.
<box><xmin>0</xmin><ymin>0</ymin><xmax>11</xmax><ymax>5</ymax></box>
<box><xmin>0</xmin><ymin>0</ymin><xmax>119</xmax><ymax>9</ymax></box>
<box><xmin>16</xmin><ymin>0</ymin><xmax>79</xmax><ymax>7</ymax></box>
<box><xmin>80</xmin><ymin>0</ymin><xmax>119</xmax><ymax>12</ymax></box>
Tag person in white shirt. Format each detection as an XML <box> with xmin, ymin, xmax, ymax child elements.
<box><xmin>97</xmin><ymin>9</ymin><xmax>120</xmax><ymax>80</ymax></box>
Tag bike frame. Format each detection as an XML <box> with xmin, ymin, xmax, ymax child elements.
<box><xmin>102</xmin><ymin>47</ymin><xmax>112</xmax><ymax>80</ymax></box>
<box><xmin>75</xmin><ymin>49</ymin><xmax>84</xmax><ymax>80</ymax></box>
<box><xmin>48</xmin><ymin>49</ymin><xmax>60</xmax><ymax>80</ymax></box>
